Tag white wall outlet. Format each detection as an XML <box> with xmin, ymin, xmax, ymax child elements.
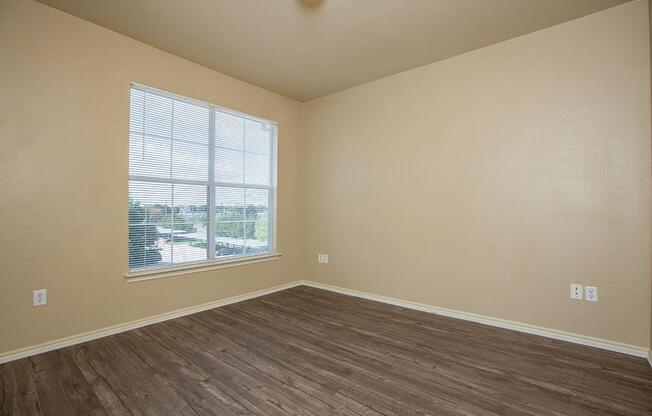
<box><xmin>33</xmin><ymin>289</ymin><xmax>47</xmax><ymax>306</ymax></box>
<box><xmin>585</xmin><ymin>286</ymin><xmax>598</xmax><ymax>302</ymax></box>
<box><xmin>570</xmin><ymin>284</ymin><xmax>583</xmax><ymax>300</ymax></box>
<box><xmin>318</xmin><ymin>253</ymin><xmax>329</xmax><ymax>264</ymax></box>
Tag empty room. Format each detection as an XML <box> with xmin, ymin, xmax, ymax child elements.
<box><xmin>1</xmin><ymin>0</ymin><xmax>652</xmax><ymax>414</ymax></box>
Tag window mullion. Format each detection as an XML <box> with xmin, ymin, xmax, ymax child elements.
<box><xmin>268</xmin><ymin>124</ymin><xmax>276</xmax><ymax>251</ymax></box>
<box><xmin>242</xmin><ymin>118</ymin><xmax>247</xmax><ymax>256</ymax></box>
<box><xmin>170</xmin><ymin>101</ymin><xmax>175</xmax><ymax>264</ymax></box>
<box><xmin>208</xmin><ymin>109</ymin><xmax>216</xmax><ymax>260</ymax></box>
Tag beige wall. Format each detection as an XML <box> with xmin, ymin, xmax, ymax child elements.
<box><xmin>304</xmin><ymin>0</ymin><xmax>652</xmax><ymax>347</ymax></box>
<box><xmin>0</xmin><ymin>0</ymin><xmax>304</xmax><ymax>354</ymax></box>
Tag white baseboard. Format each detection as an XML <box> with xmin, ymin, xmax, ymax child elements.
<box><xmin>0</xmin><ymin>280</ymin><xmax>304</xmax><ymax>365</ymax></box>
<box><xmin>300</xmin><ymin>280</ymin><xmax>650</xmax><ymax>359</ymax></box>
<box><xmin>2</xmin><ymin>279</ymin><xmax>650</xmax><ymax>366</ymax></box>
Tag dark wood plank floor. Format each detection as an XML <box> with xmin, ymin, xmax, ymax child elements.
<box><xmin>1</xmin><ymin>285</ymin><xmax>651</xmax><ymax>416</ymax></box>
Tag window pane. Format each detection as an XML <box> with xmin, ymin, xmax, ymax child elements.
<box><xmin>128</xmin><ymin>181</ymin><xmax>172</xmax><ymax>269</ymax></box>
<box><xmin>129</xmin><ymin>89</ymin><xmax>144</xmax><ymax>133</ymax></box>
<box><xmin>244</xmin><ymin>119</ymin><xmax>271</xmax><ymax>185</ymax></box>
<box><xmin>172</xmin><ymin>141</ymin><xmax>208</xmax><ymax>181</ymax></box>
<box><xmin>245</xmin><ymin>220</ymin><xmax>269</xmax><ymax>254</ymax></box>
<box><xmin>128</xmin><ymin>181</ymin><xmax>209</xmax><ymax>267</ymax></box>
<box><xmin>216</xmin><ymin>187</ymin><xmax>245</xmax><ymax>220</ymax></box>
<box><xmin>166</xmin><ymin>184</ymin><xmax>208</xmax><ymax>264</ymax></box>
<box><xmin>215</xmin><ymin>147</ymin><xmax>244</xmax><ymax>183</ymax></box>
<box><xmin>173</xmin><ymin>101</ymin><xmax>209</xmax><ymax>145</ymax></box>
<box><xmin>245</xmin><ymin>119</ymin><xmax>271</xmax><ymax>155</ymax></box>
<box><xmin>143</xmin><ymin>93</ymin><xmax>173</xmax><ymax>138</ymax></box>
<box><xmin>128</xmin><ymin>224</ymin><xmax>165</xmax><ymax>269</ymax></box>
<box><xmin>245</xmin><ymin>189</ymin><xmax>268</xmax><ymax>221</ymax></box>
<box><xmin>244</xmin><ymin>152</ymin><xmax>270</xmax><ymax>186</ymax></box>
<box><xmin>129</xmin><ymin>135</ymin><xmax>171</xmax><ymax>179</ymax></box>
<box><xmin>215</xmin><ymin>187</ymin><xmax>245</xmax><ymax>257</ymax></box>
<box><xmin>215</xmin><ymin>111</ymin><xmax>244</xmax><ymax>150</ymax></box>
<box><xmin>245</xmin><ymin>189</ymin><xmax>269</xmax><ymax>254</ymax></box>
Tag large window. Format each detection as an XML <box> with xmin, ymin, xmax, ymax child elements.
<box><xmin>128</xmin><ymin>83</ymin><xmax>276</xmax><ymax>272</ymax></box>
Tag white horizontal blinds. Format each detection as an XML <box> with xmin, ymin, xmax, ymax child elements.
<box><xmin>128</xmin><ymin>87</ymin><xmax>211</xmax><ymax>269</ymax></box>
<box><xmin>215</xmin><ymin>111</ymin><xmax>245</xmax><ymax>184</ymax></box>
<box><xmin>244</xmin><ymin>188</ymin><xmax>270</xmax><ymax>254</ymax></box>
<box><xmin>215</xmin><ymin>187</ymin><xmax>245</xmax><ymax>257</ymax></box>
<box><xmin>129</xmin><ymin>90</ymin><xmax>210</xmax><ymax>181</ymax></box>
<box><xmin>129</xmin><ymin>90</ymin><xmax>170</xmax><ymax>179</ymax></box>
<box><xmin>172</xmin><ymin>101</ymin><xmax>210</xmax><ymax>182</ymax></box>
<box><xmin>128</xmin><ymin>84</ymin><xmax>275</xmax><ymax>271</ymax></box>
<box><xmin>244</xmin><ymin>120</ymin><xmax>272</xmax><ymax>186</ymax></box>
<box><xmin>214</xmin><ymin>112</ymin><xmax>273</xmax><ymax>257</ymax></box>
<box><xmin>128</xmin><ymin>181</ymin><xmax>171</xmax><ymax>268</ymax></box>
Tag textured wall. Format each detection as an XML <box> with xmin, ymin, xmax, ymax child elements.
<box><xmin>0</xmin><ymin>0</ymin><xmax>305</xmax><ymax>354</ymax></box>
<box><xmin>304</xmin><ymin>0</ymin><xmax>651</xmax><ymax>347</ymax></box>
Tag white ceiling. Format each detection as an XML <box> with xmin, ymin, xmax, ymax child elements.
<box><xmin>36</xmin><ymin>0</ymin><xmax>631</xmax><ymax>102</ymax></box>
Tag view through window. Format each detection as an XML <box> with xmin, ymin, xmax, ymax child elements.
<box><xmin>128</xmin><ymin>84</ymin><xmax>276</xmax><ymax>271</ymax></box>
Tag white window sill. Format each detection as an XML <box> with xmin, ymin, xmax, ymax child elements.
<box><xmin>125</xmin><ymin>252</ymin><xmax>282</xmax><ymax>282</ymax></box>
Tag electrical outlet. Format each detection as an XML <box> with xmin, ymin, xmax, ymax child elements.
<box><xmin>585</xmin><ymin>286</ymin><xmax>598</xmax><ymax>302</ymax></box>
<box><xmin>33</xmin><ymin>289</ymin><xmax>47</xmax><ymax>306</ymax></box>
<box><xmin>318</xmin><ymin>253</ymin><xmax>329</xmax><ymax>264</ymax></box>
<box><xmin>570</xmin><ymin>284</ymin><xmax>583</xmax><ymax>300</ymax></box>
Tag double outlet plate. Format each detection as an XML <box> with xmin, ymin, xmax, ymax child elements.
<box><xmin>570</xmin><ymin>284</ymin><xmax>598</xmax><ymax>301</ymax></box>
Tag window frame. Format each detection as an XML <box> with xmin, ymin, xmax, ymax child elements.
<box><xmin>126</xmin><ymin>82</ymin><xmax>279</xmax><ymax>280</ymax></box>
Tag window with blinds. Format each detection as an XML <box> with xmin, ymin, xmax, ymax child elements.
<box><xmin>128</xmin><ymin>83</ymin><xmax>276</xmax><ymax>271</ymax></box>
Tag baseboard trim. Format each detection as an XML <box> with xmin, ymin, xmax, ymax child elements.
<box><xmin>0</xmin><ymin>280</ymin><xmax>303</xmax><ymax>365</ymax></box>
<box><xmin>2</xmin><ymin>279</ymin><xmax>649</xmax><ymax>365</ymax></box>
<box><xmin>301</xmin><ymin>280</ymin><xmax>650</xmax><ymax>359</ymax></box>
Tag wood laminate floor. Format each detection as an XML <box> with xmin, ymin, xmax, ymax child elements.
<box><xmin>1</xmin><ymin>285</ymin><xmax>651</xmax><ymax>415</ymax></box>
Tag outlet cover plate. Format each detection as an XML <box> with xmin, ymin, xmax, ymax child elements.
<box><xmin>570</xmin><ymin>284</ymin><xmax>583</xmax><ymax>300</ymax></box>
<box><xmin>33</xmin><ymin>289</ymin><xmax>47</xmax><ymax>306</ymax></box>
<box><xmin>585</xmin><ymin>286</ymin><xmax>598</xmax><ymax>302</ymax></box>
